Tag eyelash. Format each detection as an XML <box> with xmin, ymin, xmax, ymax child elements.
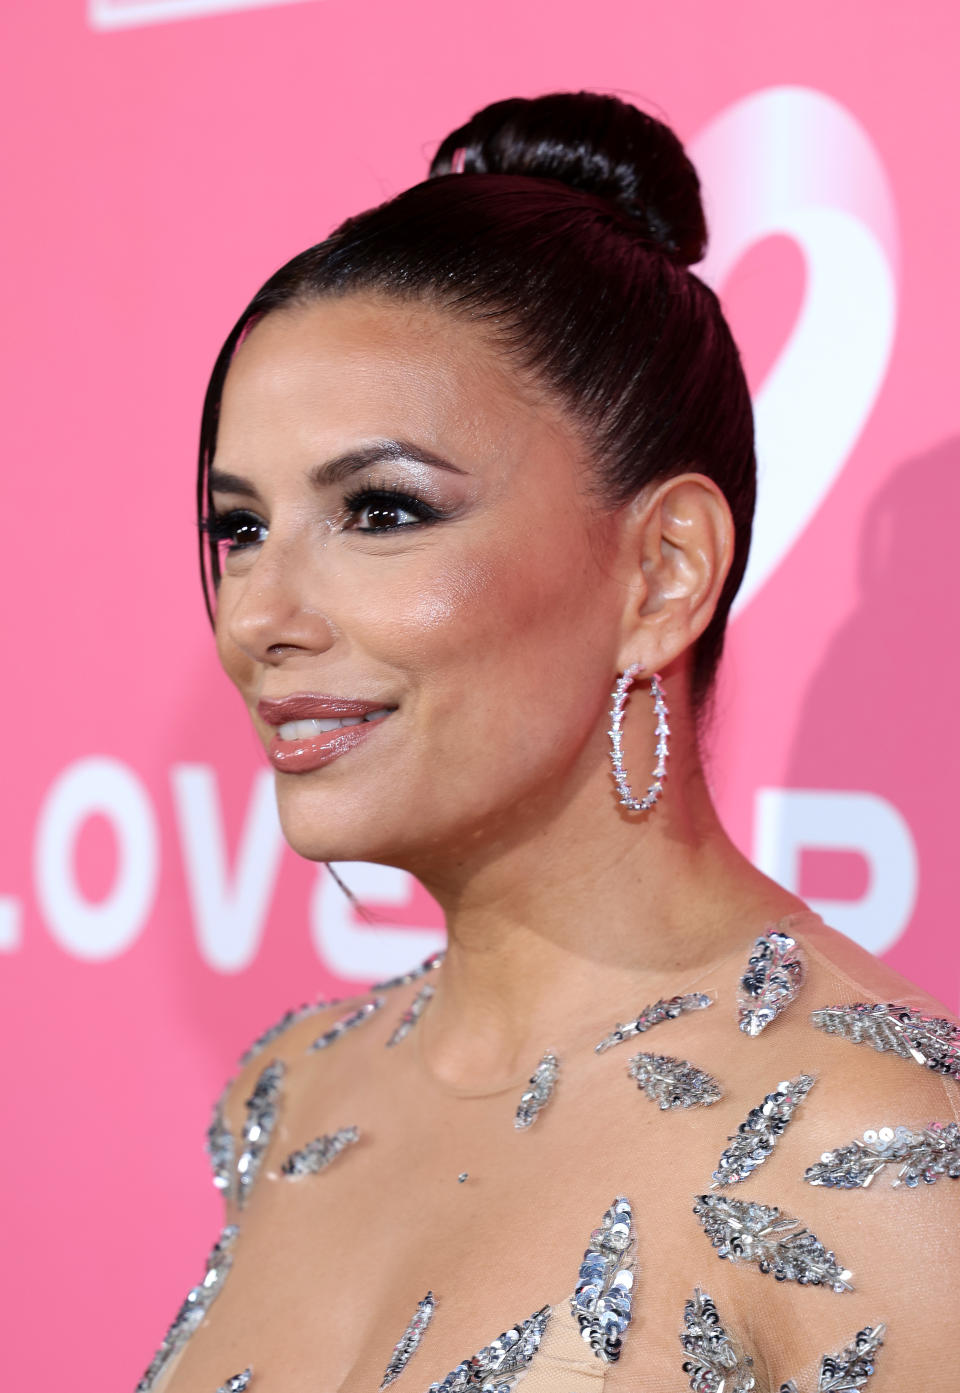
<box><xmin>199</xmin><ymin>480</ymin><xmax>444</xmax><ymax>553</ymax></box>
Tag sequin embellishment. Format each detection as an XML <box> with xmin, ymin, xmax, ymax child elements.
<box><xmin>711</xmin><ymin>1075</ymin><xmax>816</xmax><ymax>1188</ymax></box>
<box><xmin>372</xmin><ymin>950</ymin><xmax>446</xmax><ymax>992</ymax></box>
<box><xmin>679</xmin><ymin>1287</ymin><xmax>756</xmax><ymax>1393</ymax></box>
<box><xmin>380</xmin><ymin>1291</ymin><xmax>436</xmax><ymax>1387</ymax></box>
<box><xmin>237</xmin><ymin>1060</ymin><xmax>285</xmax><ymax>1209</ymax></box>
<box><xmin>810</xmin><ymin>1002</ymin><xmax>960</xmax><ymax>1079</ymax></box>
<box><xmin>692</xmin><ymin>1194</ymin><xmax>853</xmax><ymax>1291</ymax></box>
<box><xmin>804</xmin><ymin>1121</ymin><xmax>960</xmax><ymax>1189</ymax></box>
<box><xmin>779</xmin><ymin>1324</ymin><xmax>885</xmax><ymax>1392</ymax></box>
<box><xmin>571</xmin><ymin>1195</ymin><xmax>636</xmax><ymax>1363</ymax></box>
<box><xmin>308</xmin><ymin>996</ymin><xmax>385</xmax><ymax>1052</ymax></box>
<box><xmin>595</xmin><ymin>993</ymin><xmax>714</xmax><ymax>1053</ymax></box>
<box><xmin>679</xmin><ymin>1290</ymin><xmax>883</xmax><ymax>1393</ymax></box>
<box><xmin>282</xmin><ymin>1125</ymin><xmax>360</xmax><ymax>1177</ymax></box>
<box><xmin>515</xmin><ymin>1051</ymin><xmax>560</xmax><ymax>1129</ymax></box>
<box><xmin>204</xmin><ymin>997</ymin><xmax>336</xmax><ymax>1199</ymax></box>
<box><xmin>386</xmin><ymin>983</ymin><xmax>435</xmax><ymax>1047</ymax></box>
<box><xmin>737</xmin><ymin>929</ymin><xmax>805</xmax><ymax>1036</ymax></box>
<box><xmin>216</xmin><ymin>1371</ymin><xmax>252</xmax><ymax>1392</ymax></box>
<box><xmin>136</xmin><ymin>1225</ymin><xmax>239</xmax><ymax>1391</ymax></box>
<box><xmin>206</xmin><ymin>1101</ymin><xmax>235</xmax><ymax>1200</ymax></box>
<box><xmin>427</xmin><ymin>1305</ymin><xmax>552</xmax><ymax>1391</ymax></box>
<box><xmin>629</xmin><ymin>1052</ymin><xmax>723</xmax><ymax>1109</ymax></box>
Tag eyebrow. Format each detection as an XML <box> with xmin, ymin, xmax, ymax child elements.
<box><xmin>208</xmin><ymin>438</ymin><xmax>467</xmax><ymax>499</ymax></box>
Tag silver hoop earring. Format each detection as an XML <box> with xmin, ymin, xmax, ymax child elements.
<box><xmin>608</xmin><ymin>664</ymin><xmax>669</xmax><ymax>812</ymax></box>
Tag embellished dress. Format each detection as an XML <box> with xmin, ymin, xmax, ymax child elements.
<box><xmin>136</xmin><ymin>910</ymin><xmax>960</xmax><ymax>1393</ymax></box>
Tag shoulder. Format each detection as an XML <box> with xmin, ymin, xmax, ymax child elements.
<box><xmin>206</xmin><ymin>989</ymin><xmax>381</xmax><ymax>1222</ymax></box>
<box><xmin>713</xmin><ymin>914</ymin><xmax>960</xmax><ymax>1388</ymax></box>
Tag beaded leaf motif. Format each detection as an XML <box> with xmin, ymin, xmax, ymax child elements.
<box><xmin>679</xmin><ymin>1291</ymin><xmax>884</xmax><ymax>1393</ymax></box>
<box><xmin>308</xmin><ymin>996</ymin><xmax>385</xmax><ymax>1052</ymax></box>
<box><xmin>737</xmin><ymin>929</ymin><xmax>806</xmax><ymax>1037</ymax></box>
<box><xmin>371</xmin><ymin>949</ymin><xmax>446</xmax><ymax>992</ymax></box>
<box><xmin>810</xmin><ymin>1002</ymin><xmax>960</xmax><ymax>1080</ymax></box>
<box><xmin>136</xmin><ymin>1225</ymin><xmax>239</xmax><ymax>1392</ymax></box>
<box><xmin>215</xmin><ymin>1371</ymin><xmax>253</xmax><ymax>1392</ymax></box>
<box><xmin>237</xmin><ymin>1060</ymin><xmax>285</xmax><ymax>1209</ymax></box>
<box><xmin>282</xmin><ymin>1125</ymin><xmax>360</xmax><ymax>1178</ymax></box>
<box><xmin>380</xmin><ymin>1291</ymin><xmax>436</xmax><ymax>1388</ymax></box>
<box><xmin>386</xmin><ymin>983</ymin><xmax>435</xmax><ymax>1048</ymax></box>
<box><xmin>629</xmin><ymin>1051</ymin><xmax>723</xmax><ymax>1109</ymax></box>
<box><xmin>692</xmin><ymin>1194</ymin><xmax>853</xmax><ymax>1292</ymax></box>
<box><xmin>778</xmin><ymin>1323</ymin><xmax>885</xmax><ymax>1393</ymax></box>
<box><xmin>679</xmin><ymin>1287</ymin><xmax>756</xmax><ymax>1393</ymax></box>
<box><xmin>570</xmin><ymin>1195</ymin><xmax>636</xmax><ymax>1364</ymax></box>
<box><xmin>804</xmin><ymin>1121</ymin><xmax>960</xmax><ymax>1189</ymax></box>
<box><xmin>595</xmin><ymin>992</ymin><xmax>714</xmax><ymax>1053</ymax></box>
<box><xmin>426</xmin><ymin>1305</ymin><xmax>552</xmax><ymax>1392</ymax></box>
<box><xmin>204</xmin><ymin>996</ymin><xmax>337</xmax><ymax>1199</ymax></box>
<box><xmin>514</xmin><ymin>1051</ymin><xmax>560</xmax><ymax>1129</ymax></box>
<box><xmin>711</xmin><ymin>1075</ymin><xmax>816</xmax><ymax>1188</ymax></box>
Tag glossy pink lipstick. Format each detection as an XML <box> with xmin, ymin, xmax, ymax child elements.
<box><xmin>257</xmin><ymin>694</ymin><xmax>396</xmax><ymax>774</ymax></box>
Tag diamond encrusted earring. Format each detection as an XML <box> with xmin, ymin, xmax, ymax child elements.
<box><xmin>608</xmin><ymin>664</ymin><xmax>669</xmax><ymax>813</ymax></box>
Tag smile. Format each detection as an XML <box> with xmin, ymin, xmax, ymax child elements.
<box><xmin>276</xmin><ymin>709</ymin><xmax>393</xmax><ymax>740</ymax></box>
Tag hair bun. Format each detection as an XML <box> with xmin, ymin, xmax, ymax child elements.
<box><xmin>429</xmin><ymin>91</ymin><xmax>707</xmax><ymax>267</ymax></box>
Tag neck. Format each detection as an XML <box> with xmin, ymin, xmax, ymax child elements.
<box><xmin>406</xmin><ymin>710</ymin><xmax>806</xmax><ymax>1091</ymax></box>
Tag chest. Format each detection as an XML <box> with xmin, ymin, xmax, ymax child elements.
<box><xmin>160</xmin><ymin>1044</ymin><xmax>742</xmax><ymax>1393</ymax></box>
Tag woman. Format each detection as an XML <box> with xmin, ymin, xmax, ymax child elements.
<box><xmin>140</xmin><ymin>91</ymin><xmax>959</xmax><ymax>1393</ymax></box>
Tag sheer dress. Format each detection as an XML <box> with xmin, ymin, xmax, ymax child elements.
<box><xmin>138</xmin><ymin>910</ymin><xmax>960</xmax><ymax>1393</ymax></box>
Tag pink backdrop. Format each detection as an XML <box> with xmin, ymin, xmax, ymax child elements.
<box><xmin>2</xmin><ymin>3</ymin><xmax>958</xmax><ymax>1389</ymax></box>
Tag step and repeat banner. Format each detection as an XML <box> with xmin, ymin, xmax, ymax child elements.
<box><xmin>2</xmin><ymin>2</ymin><xmax>957</xmax><ymax>1389</ymax></box>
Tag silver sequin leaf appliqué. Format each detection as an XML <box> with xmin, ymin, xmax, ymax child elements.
<box><xmin>308</xmin><ymin>996</ymin><xmax>385</xmax><ymax>1052</ymax></box>
<box><xmin>810</xmin><ymin>1002</ymin><xmax>960</xmax><ymax>1080</ymax></box>
<box><xmin>629</xmin><ymin>1051</ymin><xmax>723</xmax><ymax>1109</ymax></box>
<box><xmin>205</xmin><ymin>996</ymin><xmax>338</xmax><ymax>1199</ymax></box>
<box><xmin>514</xmin><ymin>1051</ymin><xmax>559</xmax><ymax>1129</ymax></box>
<box><xmin>804</xmin><ymin>1121</ymin><xmax>960</xmax><ymax>1189</ymax></box>
<box><xmin>215</xmin><ymin>1370</ymin><xmax>253</xmax><ymax>1392</ymax></box>
<box><xmin>427</xmin><ymin>1305</ymin><xmax>552</xmax><ymax>1392</ymax></box>
<box><xmin>380</xmin><ymin>1291</ymin><xmax>436</xmax><ymax>1388</ymax></box>
<box><xmin>386</xmin><ymin>983</ymin><xmax>435</xmax><ymax>1048</ymax></box>
<box><xmin>237</xmin><ymin>1059</ymin><xmax>285</xmax><ymax>1209</ymax></box>
<box><xmin>693</xmin><ymin>1194</ymin><xmax>853</xmax><ymax>1292</ymax></box>
<box><xmin>737</xmin><ymin>929</ymin><xmax>806</xmax><ymax>1037</ymax></box>
<box><xmin>595</xmin><ymin>992</ymin><xmax>714</xmax><ymax>1053</ymax></box>
<box><xmin>679</xmin><ymin>1287</ymin><xmax>756</xmax><ymax>1393</ymax></box>
<box><xmin>371</xmin><ymin>949</ymin><xmax>446</xmax><ymax>992</ymax></box>
<box><xmin>571</xmin><ymin>1195</ymin><xmax>636</xmax><ymax>1364</ymax></box>
<box><xmin>778</xmin><ymin>1323</ymin><xmax>886</xmax><ymax>1393</ymax></box>
<box><xmin>679</xmin><ymin>1290</ymin><xmax>884</xmax><ymax>1393</ymax></box>
<box><xmin>711</xmin><ymin>1075</ymin><xmax>817</xmax><ymax>1187</ymax></box>
<box><xmin>136</xmin><ymin>1225</ymin><xmax>239</xmax><ymax>1392</ymax></box>
<box><xmin>282</xmin><ymin>1125</ymin><xmax>360</xmax><ymax>1178</ymax></box>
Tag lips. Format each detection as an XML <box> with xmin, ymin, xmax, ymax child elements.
<box><xmin>257</xmin><ymin>694</ymin><xmax>392</xmax><ymax>724</ymax></box>
<box><xmin>257</xmin><ymin>693</ymin><xmax>396</xmax><ymax>774</ymax></box>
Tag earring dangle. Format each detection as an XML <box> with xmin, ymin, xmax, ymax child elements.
<box><xmin>608</xmin><ymin>664</ymin><xmax>669</xmax><ymax>813</ymax></box>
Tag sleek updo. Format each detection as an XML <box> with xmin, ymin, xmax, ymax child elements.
<box><xmin>198</xmin><ymin>90</ymin><xmax>756</xmax><ymax>718</ymax></box>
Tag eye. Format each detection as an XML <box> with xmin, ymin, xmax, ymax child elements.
<box><xmin>343</xmin><ymin>487</ymin><xmax>442</xmax><ymax>532</ymax></box>
<box><xmin>199</xmin><ymin>509</ymin><xmax>267</xmax><ymax>558</ymax></box>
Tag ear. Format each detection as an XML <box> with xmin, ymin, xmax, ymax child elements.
<box><xmin>615</xmin><ymin>472</ymin><xmax>736</xmax><ymax>673</ymax></box>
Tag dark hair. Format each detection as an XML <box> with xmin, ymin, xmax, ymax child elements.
<box><xmin>197</xmin><ymin>90</ymin><xmax>755</xmax><ymax>717</ymax></box>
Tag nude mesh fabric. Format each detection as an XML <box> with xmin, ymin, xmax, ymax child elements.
<box><xmin>159</xmin><ymin>910</ymin><xmax>960</xmax><ymax>1392</ymax></box>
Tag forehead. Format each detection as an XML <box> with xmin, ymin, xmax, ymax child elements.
<box><xmin>215</xmin><ymin>292</ymin><xmax>579</xmax><ymax>475</ymax></box>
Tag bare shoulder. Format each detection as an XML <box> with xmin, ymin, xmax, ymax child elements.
<box><xmin>206</xmin><ymin>987</ymin><xmax>383</xmax><ymax>1223</ymax></box>
<box><xmin>710</xmin><ymin>916</ymin><xmax>960</xmax><ymax>1388</ymax></box>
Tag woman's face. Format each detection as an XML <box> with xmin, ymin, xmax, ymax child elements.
<box><xmin>210</xmin><ymin>293</ymin><xmax>632</xmax><ymax>871</ymax></box>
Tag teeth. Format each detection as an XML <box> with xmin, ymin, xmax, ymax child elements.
<box><xmin>276</xmin><ymin>709</ymin><xmax>392</xmax><ymax>741</ymax></box>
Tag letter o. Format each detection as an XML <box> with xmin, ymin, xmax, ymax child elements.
<box><xmin>34</xmin><ymin>757</ymin><xmax>159</xmax><ymax>960</ymax></box>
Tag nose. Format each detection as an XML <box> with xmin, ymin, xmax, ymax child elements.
<box><xmin>220</xmin><ymin>536</ymin><xmax>337</xmax><ymax>667</ymax></box>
